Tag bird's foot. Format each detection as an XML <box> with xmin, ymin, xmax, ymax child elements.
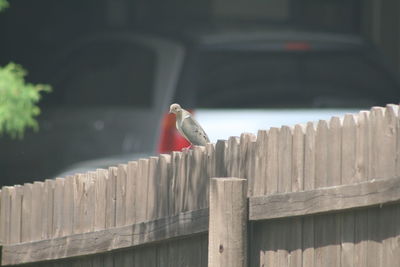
<box><xmin>182</xmin><ymin>145</ymin><xmax>192</xmax><ymax>151</ymax></box>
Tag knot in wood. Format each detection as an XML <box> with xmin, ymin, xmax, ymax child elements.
<box><xmin>219</xmin><ymin>244</ymin><xmax>224</xmax><ymax>253</ymax></box>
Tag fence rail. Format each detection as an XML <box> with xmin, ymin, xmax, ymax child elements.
<box><xmin>1</xmin><ymin>104</ymin><xmax>400</xmax><ymax>266</ymax></box>
<box><xmin>2</xmin><ymin>208</ymin><xmax>208</xmax><ymax>265</ymax></box>
<box><xmin>250</xmin><ymin>175</ymin><xmax>400</xmax><ymax>220</ymax></box>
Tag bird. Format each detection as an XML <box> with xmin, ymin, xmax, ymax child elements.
<box><xmin>169</xmin><ymin>103</ymin><xmax>210</xmax><ymax>146</ymax></box>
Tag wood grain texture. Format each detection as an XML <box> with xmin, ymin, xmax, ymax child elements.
<box><xmin>170</xmin><ymin>151</ymin><xmax>181</xmax><ymax>216</ymax></box>
<box><xmin>226</xmin><ymin>136</ymin><xmax>240</xmax><ymax>177</ymax></box>
<box><xmin>314</xmin><ymin>213</ymin><xmax>340</xmax><ymax>267</ymax></box>
<box><xmin>94</xmin><ymin>169</ymin><xmax>108</xmax><ymax>231</ymax></box>
<box><xmin>215</xmin><ymin>140</ymin><xmax>227</xmax><ymax>177</ymax></box>
<box><xmin>304</xmin><ymin>122</ymin><xmax>316</xmax><ymax>190</ymax></box>
<box><xmin>396</xmin><ymin>105</ymin><xmax>400</xmax><ymax>177</ymax></box>
<box><xmin>156</xmin><ymin>154</ymin><xmax>171</xmax><ymax>218</ymax></box>
<box><xmin>370</xmin><ymin>107</ymin><xmax>387</xmax><ymax>179</ymax></box>
<box><xmin>0</xmin><ymin>187</ymin><xmax>12</xmax><ymax>244</ymax></box>
<box><xmin>289</xmin><ymin>125</ymin><xmax>304</xmax><ymax>267</ymax></box>
<box><xmin>105</xmin><ymin>167</ymin><xmax>117</xmax><ymax>228</ymax></box>
<box><xmin>268</xmin><ymin>221</ymin><xmax>279</xmax><ymax>267</ymax></box>
<box><xmin>53</xmin><ymin>178</ymin><xmax>65</xmax><ymax>238</ymax></box>
<box><xmin>341</xmin><ymin>211</ymin><xmax>354</xmax><ymax>267</ymax></box>
<box><xmin>125</xmin><ymin>162</ymin><xmax>137</xmax><ymax>225</ymax></box>
<box><xmin>147</xmin><ymin>157</ymin><xmax>159</xmax><ymax>221</ymax></box>
<box><xmin>247</xmin><ymin>139</ymin><xmax>257</xmax><ymax>195</ymax></box>
<box><xmin>177</xmin><ymin>149</ymin><xmax>188</xmax><ymax>213</ymax></box>
<box><xmin>21</xmin><ymin>183</ymin><xmax>33</xmax><ymax>242</ymax></box>
<box><xmin>253</xmin><ymin>130</ymin><xmax>267</xmax><ymax>196</ymax></box>
<box><xmin>73</xmin><ymin>173</ymin><xmax>95</xmax><ymax>234</ymax></box>
<box><xmin>341</xmin><ymin>114</ymin><xmax>357</xmax><ymax>185</ymax></box>
<box><xmin>278</xmin><ymin>126</ymin><xmax>293</xmax><ymax>194</ymax></box>
<box><xmin>302</xmin><ymin>122</ymin><xmax>316</xmax><ymax>267</ymax></box>
<box><xmin>330</xmin><ymin>118</ymin><xmax>343</xmax><ymax>267</ymax></box>
<box><xmin>380</xmin><ymin>204</ymin><xmax>397</xmax><ymax>267</ymax></box>
<box><xmin>114</xmin><ymin>246</ymin><xmax>134</xmax><ymax>267</ymax></box>
<box><xmin>250</xmin><ymin>176</ymin><xmax>400</xmax><ymax>220</ymax></box>
<box><xmin>208</xmin><ymin>178</ymin><xmax>247</xmax><ymax>267</ymax></box>
<box><xmin>85</xmin><ymin>172</ymin><xmax>96</xmax><ymax>233</ymax></box>
<box><xmin>61</xmin><ymin>176</ymin><xmax>74</xmax><ymax>237</ymax></box>
<box><xmin>156</xmin><ymin>242</ymin><xmax>169</xmax><ymax>267</ymax></box>
<box><xmin>252</xmin><ymin>221</ymin><xmax>269</xmax><ymax>267</ymax></box>
<box><xmin>116</xmin><ymin>164</ymin><xmax>127</xmax><ymax>227</ymax></box>
<box><xmin>353</xmin><ymin>111</ymin><xmax>370</xmax><ymax>267</ymax></box>
<box><xmin>354</xmin><ymin>209</ymin><xmax>368</xmax><ymax>266</ymax></box>
<box><xmin>188</xmin><ymin>146</ymin><xmax>206</xmax><ymax>211</ymax></box>
<box><xmin>40</xmin><ymin>180</ymin><xmax>52</xmax><ymax>240</ymax></box>
<box><xmin>2</xmin><ymin>208</ymin><xmax>208</xmax><ymax>265</ymax></box>
<box><xmin>206</xmin><ymin>143</ymin><xmax>216</xmax><ymax>182</ymax></box>
<box><xmin>366</xmin><ymin>107</ymin><xmax>389</xmax><ymax>267</ymax></box>
<box><xmin>340</xmin><ymin>114</ymin><xmax>356</xmax><ymax>267</ymax></box>
<box><xmin>287</xmin><ymin>219</ymin><xmax>301</xmax><ymax>267</ymax></box>
<box><xmin>357</xmin><ymin>111</ymin><xmax>370</xmax><ymax>180</ymax></box>
<box><xmin>199</xmin><ymin>147</ymin><xmax>209</xmax><ymax>210</ymax></box>
<box><xmin>133</xmin><ymin>245</ymin><xmax>155</xmax><ymax>267</ymax></box>
<box><xmin>385</xmin><ymin>105</ymin><xmax>398</xmax><ymax>178</ymax></box>
<box><xmin>177</xmin><ymin>235</ymin><xmax>203</xmax><ymax>267</ymax></box>
<box><xmin>266</xmin><ymin>127</ymin><xmax>279</xmax><ymax>195</ymax></box>
<box><xmin>302</xmin><ymin>216</ymin><xmax>314</xmax><ymax>267</ymax></box>
<box><xmin>385</xmin><ymin>105</ymin><xmax>400</xmax><ymax>267</ymax></box>
<box><xmin>239</xmin><ymin>133</ymin><xmax>256</xmax><ymax>196</ymax></box>
<box><xmin>292</xmin><ymin>125</ymin><xmax>304</xmax><ymax>193</ymax></box>
<box><xmin>277</xmin><ymin>126</ymin><xmax>293</xmax><ymax>266</ymax></box>
<box><xmin>315</xmin><ymin>120</ymin><xmax>329</xmax><ymax>188</ymax></box>
<box><xmin>31</xmin><ymin>182</ymin><xmax>44</xmax><ymax>241</ymax></box>
<box><xmin>10</xmin><ymin>186</ymin><xmax>22</xmax><ymax>244</ymax></box>
<box><xmin>328</xmin><ymin>116</ymin><xmax>342</xmax><ymax>186</ymax></box>
<box><xmin>43</xmin><ymin>180</ymin><xmax>55</xmax><ymax>240</ymax></box>
<box><xmin>367</xmin><ymin>207</ymin><xmax>382</xmax><ymax>267</ymax></box>
<box><xmin>314</xmin><ymin>119</ymin><xmax>329</xmax><ymax>266</ymax></box>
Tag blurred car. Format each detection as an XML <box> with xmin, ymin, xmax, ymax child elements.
<box><xmin>2</xmin><ymin>28</ymin><xmax>400</xmax><ymax>183</ymax></box>
<box><xmin>159</xmin><ymin>28</ymin><xmax>400</xmax><ymax>150</ymax></box>
<box><xmin>0</xmin><ymin>33</ymin><xmax>184</xmax><ymax>184</ymax></box>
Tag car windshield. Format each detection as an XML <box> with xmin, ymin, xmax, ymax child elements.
<box><xmin>192</xmin><ymin>50</ymin><xmax>399</xmax><ymax>109</ymax></box>
<box><xmin>42</xmin><ymin>42</ymin><xmax>157</xmax><ymax>108</ymax></box>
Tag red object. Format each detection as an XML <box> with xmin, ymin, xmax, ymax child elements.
<box><xmin>158</xmin><ymin>112</ymin><xmax>191</xmax><ymax>153</ymax></box>
<box><xmin>284</xmin><ymin>42</ymin><xmax>311</xmax><ymax>51</ymax></box>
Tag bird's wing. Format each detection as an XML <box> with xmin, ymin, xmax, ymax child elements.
<box><xmin>176</xmin><ymin>120</ymin><xmax>189</xmax><ymax>140</ymax></box>
<box><xmin>180</xmin><ymin>115</ymin><xmax>210</xmax><ymax>146</ymax></box>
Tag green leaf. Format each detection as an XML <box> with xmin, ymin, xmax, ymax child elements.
<box><xmin>0</xmin><ymin>62</ymin><xmax>52</xmax><ymax>139</ymax></box>
<box><xmin>0</xmin><ymin>0</ymin><xmax>9</xmax><ymax>12</ymax></box>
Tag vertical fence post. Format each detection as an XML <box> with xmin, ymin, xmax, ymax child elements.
<box><xmin>208</xmin><ymin>177</ymin><xmax>248</xmax><ymax>267</ymax></box>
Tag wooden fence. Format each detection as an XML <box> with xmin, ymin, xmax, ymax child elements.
<box><xmin>1</xmin><ymin>104</ymin><xmax>400</xmax><ymax>266</ymax></box>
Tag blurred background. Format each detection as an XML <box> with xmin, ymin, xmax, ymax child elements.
<box><xmin>1</xmin><ymin>0</ymin><xmax>400</xmax><ymax>186</ymax></box>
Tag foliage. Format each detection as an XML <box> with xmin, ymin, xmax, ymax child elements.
<box><xmin>0</xmin><ymin>0</ymin><xmax>9</xmax><ymax>12</ymax></box>
<box><xmin>0</xmin><ymin>1</ymin><xmax>52</xmax><ymax>138</ymax></box>
<box><xmin>0</xmin><ymin>63</ymin><xmax>51</xmax><ymax>138</ymax></box>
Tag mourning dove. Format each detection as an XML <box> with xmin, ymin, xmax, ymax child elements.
<box><xmin>169</xmin><ymin>103</ymin><xmax>210</xmax><ymax>146</ymax></box>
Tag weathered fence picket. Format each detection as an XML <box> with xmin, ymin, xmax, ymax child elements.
<box><xmin>302</xmin><ymin>121</ymin><xmax>316</xmax><ymax>267</ymax></box>
<box><xmin>208</xmin><ymin>178</ymin><xmax>247</xmax><ymax>267</ymax></box>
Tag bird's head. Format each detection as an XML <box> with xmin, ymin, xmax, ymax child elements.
<box><xmin>169</xmin><ymin>103</ymin><xmax>182</xmax><ymax>114</ymax></box>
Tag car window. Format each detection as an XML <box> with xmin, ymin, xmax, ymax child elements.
<box><xmin>191</xmin><ymin>50</ymin><xmax>399</xmax><ymax>108</ymax></box>
<box><xmin>42</xmin><ymin>42</ymin><xmax>156</xmax><ymax>107</ymax></box>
